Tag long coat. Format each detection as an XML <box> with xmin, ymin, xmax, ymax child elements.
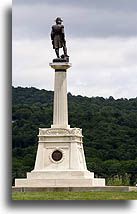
<box><xmin>51</xmin><ymin>24</ymin><xmax>65</xmax><ymax>49</ymax></box>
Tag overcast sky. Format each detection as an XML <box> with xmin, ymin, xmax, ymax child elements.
<box><xmin>13</xmin><ymin>0</ymin><xmax>137</xmax><ymax>99</ymax></box>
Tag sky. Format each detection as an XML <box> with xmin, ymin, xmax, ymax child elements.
<box><xmin>12</xmin><ymin>0</ymin><xmax>137</xmax><ymax>99</ymax></box>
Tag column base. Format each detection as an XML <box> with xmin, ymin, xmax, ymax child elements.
<box><xmin>51</xmin><ymin>124</ymin><xmax>70</xmax><ymax>129</ymax></box>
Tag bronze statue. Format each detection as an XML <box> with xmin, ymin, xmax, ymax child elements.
<box><xmin>51</xmin><ymin>17</ymin><xmax>69</xmax><ymax>61</ymax></box>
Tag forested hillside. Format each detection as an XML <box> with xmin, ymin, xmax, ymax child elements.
<box><xmin>12</xmin><ymin>86</ymin><xmax>137</xmax><ymax>185</ymax></box>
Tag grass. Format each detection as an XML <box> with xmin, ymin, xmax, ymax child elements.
<box><xmin>12</xmin><ymin>191</ymin><xmax>137</xmax><ymax>200</ymax></box>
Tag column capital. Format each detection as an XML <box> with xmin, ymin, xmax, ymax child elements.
<box><xmin>49</xmin><ymin>62</ymin><xmax>72</xmax><ymax>70</ymax></box>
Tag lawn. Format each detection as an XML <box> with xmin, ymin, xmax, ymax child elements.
<box><xmin>12</xmin><ymin>191</ymin><xmax>137</xmax><ymax>200</ymax></box>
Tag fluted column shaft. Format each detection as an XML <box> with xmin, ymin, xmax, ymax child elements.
<box><xmin>49</xmin><ymin>62</ymin><xmax>71</xmax><ymax>128</ymax></box>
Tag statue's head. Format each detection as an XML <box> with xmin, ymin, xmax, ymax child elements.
<box><xmin>55</xmin><ymin>17</ymin><xmax>63</xmax><ymax>24</ymax></box>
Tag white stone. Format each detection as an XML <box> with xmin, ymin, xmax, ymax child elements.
<box><xmin>15</xmin><ymin>127</ymin><xmax>105</xmax><ymax>187</ymax></box>
<box><xmin>52</xmin><ymin>71</ymin><xmax>68</xmax><ymax>128</ymax></box>
<box><xmin>34</xmin><ymin>127</ymin><xmax>87</xmax><ymax>171</ymax></box>
<box><xmin>50</xmin><ymin>62</ymin><xmax>71</xmax><ymax>129</ymax></box>
<box><xmin>15</xmin><ymin>177</ymin><xmax>105</xmax><ymax>188</ymax></box>
<box><xmin>49</xmin><ymin>62</ymin><xmax>72</xmax><ymax>70</ymax></box>
<box><xmin>14</xmin><ymin>62</ymin><xmax>105</xmax><ymax>187</ymax></box>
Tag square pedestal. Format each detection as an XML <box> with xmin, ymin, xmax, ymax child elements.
<box><xmin>15</xmin><ymin>127</ymin><xmax>105</xmax><ymax>187</ymax></box>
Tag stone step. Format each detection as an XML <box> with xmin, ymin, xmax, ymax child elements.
<box><xmin>15</xmin><ymin>177</ymin><xmax>105</xmax><ymax>187</ymax></box>
<box><xmin>27</xmin><ymin>170</ymin><xmax>94</xmax><ymax>179</ymax></box>
<box><xmin>12</xmin><ymin>185</ymin><xmax>133</xmax><ymax>192</ymax></box>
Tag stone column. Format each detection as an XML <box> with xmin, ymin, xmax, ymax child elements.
<box><xmin>49</xmin><ymin>62</ymin><xmax>71</xmax><ymax>129</ymax></box>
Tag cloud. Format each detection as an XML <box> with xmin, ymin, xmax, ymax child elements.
<box><xmin>12</xmin><ymin>1</ymin><xmax>137</xmax><ymax>98</ymax></box>
<box><xmin>13</xmin><ymin>1</ymin><xmax>137</xmax><ymax>39</ymax></box>
<box><xmin>12</xmin><ymin>37</ymin><xmax>137</xmax><ymax>99</ymax></box>
<box><xmin>13</xmin><ymin>0</ymin><xmax>137</xmax><ymax>12</ymax></box>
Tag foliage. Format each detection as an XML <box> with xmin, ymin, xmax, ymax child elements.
<box><xmin>12</xmin><ymin>87</ymin><xmax>137</xmax><ymax>185</ymax></box>
<box><xmin>106</xmin><ymin>174</ymin><xmax>130</xmax><ymax>186</ymax></box>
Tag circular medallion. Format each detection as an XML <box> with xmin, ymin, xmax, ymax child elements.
<box><xmin>51</xmin><ymin>150</ymin><xmax>63</xmax><ymax>162</ymax></box>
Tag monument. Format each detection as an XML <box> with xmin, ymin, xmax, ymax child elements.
<box><xmin>15</xmin><ymin>18</ymin><xmax>105</xmax><ymax>187</ymax></box>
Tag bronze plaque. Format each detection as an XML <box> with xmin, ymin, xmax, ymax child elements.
<box><xmin>52</xmin><ymin>150</ymin><xmax>63</xmax><ymax>162</ymax></box>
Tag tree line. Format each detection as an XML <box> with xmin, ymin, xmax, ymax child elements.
<box><xmin>12</xmin><ymin>86</ymin><xmax>137</xmax><ymax>185</ymax></box>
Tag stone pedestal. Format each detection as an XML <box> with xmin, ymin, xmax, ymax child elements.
<box><xmin>15</xmin><ymin>127</ymin><xmax>105</xmax><ymax>187</ymax></box>
<box><xmin>15</xmin><ymin>62</ymin><xmax>105</xmax><ymax>187</ymax></box>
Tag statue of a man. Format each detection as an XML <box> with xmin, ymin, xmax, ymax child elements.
<box><xmin>51</xmin><ymin>17</ymin><xmax>68</xmax><ymax>59</ymax></box>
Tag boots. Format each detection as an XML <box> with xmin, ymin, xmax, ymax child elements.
<box><xmin>63</xmin><ymin>46</ymin><xmax>69</xmax><ymax>57</ymax></box>
<box><xmin>55</xmin><ymin>49</ymin><xmax>59</xmax><ymax>58</ymax></box>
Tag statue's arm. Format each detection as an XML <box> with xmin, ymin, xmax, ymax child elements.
<box><xmin>51</xmin><ymin>26</ymin><xmax>54</xmax><ymax>40</ymax></box>
<box><xmin>61</xmin><ymin>25</ymin><xmax>66</xmax><ymax>42</ymax></box>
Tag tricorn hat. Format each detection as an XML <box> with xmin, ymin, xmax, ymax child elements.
<box><xmin>55</xmin><ymin>17</ymin><xmax>63</xmax><ymax>22</ymax></box>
